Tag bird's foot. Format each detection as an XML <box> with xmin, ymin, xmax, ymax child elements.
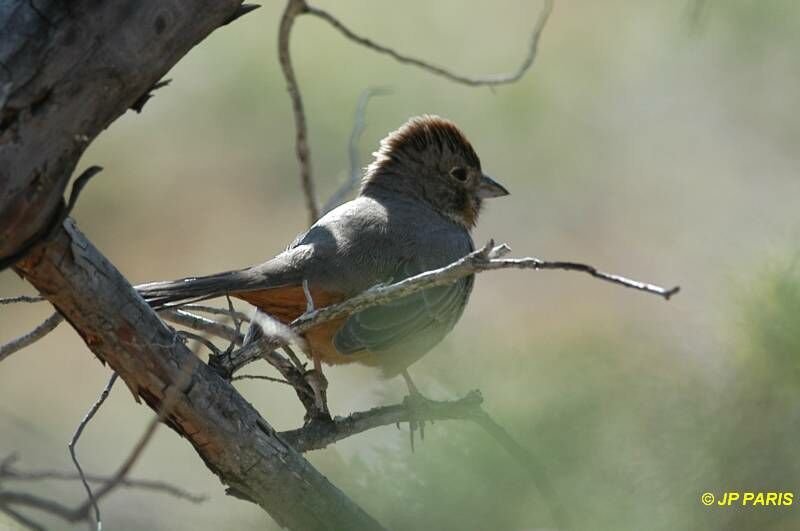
<box><xmin>399</xmin><ymin>369</ymin><xmax>432</xmax><ymax>451</ymax></box>
<box><xmin>401</xmin><ymin>386</ymin><xmax>433</xmax><ymax>453</ymax></box>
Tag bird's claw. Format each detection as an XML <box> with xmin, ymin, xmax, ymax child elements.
<box><xmin>403</xmin><ymin>390</ymin><xmax>430</xmax><ymax>452</ymax></box>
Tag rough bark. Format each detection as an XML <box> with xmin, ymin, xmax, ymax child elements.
<box><xmin>2</xmin><ymin>1</ymin><xmax>383</xmax><ymax>529</ymax></box>
<box><xmin>0</xmin><ymin>0</ymin><xmax>240</xmax><ymax>261</ymax></box>
<box><xmin>15</xmin><ymin>221</ymin><xmax>382</xmax><ymax>531</ymax></box>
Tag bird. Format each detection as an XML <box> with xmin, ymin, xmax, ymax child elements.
<box><xmin>138</xmin><ymin>115</ymin><xmax>508</xmax><ymax>396</ymax></box>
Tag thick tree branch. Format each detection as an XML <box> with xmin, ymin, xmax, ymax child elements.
<box><xmin>0</xmin><ymin>0</ymin><xmax>251</xmax><ymax>263</ymax></box>
<box><xmin>13</xmin><ymin>221</ymin><xmax>384</xmax><ymax>530</ymax></box>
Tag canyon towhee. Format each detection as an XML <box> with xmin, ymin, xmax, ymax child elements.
<box><xmin>138</xmin><ymin>115</ymin><xmax>508</xmax><ymax>386</ymax></box>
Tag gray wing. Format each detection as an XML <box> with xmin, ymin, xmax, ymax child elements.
<box><xmin>333</xmin><ymin>256</ymin><xmax>474</xmax><ymax>369</ymax></box>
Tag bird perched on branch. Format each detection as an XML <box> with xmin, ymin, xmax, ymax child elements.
<box><xmin>138</xmin><ymin>115</ymin><xmax>508</xmax><ymax>388</ymax></box>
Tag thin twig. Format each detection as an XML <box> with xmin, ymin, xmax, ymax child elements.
<box><xmin>179</xmin><ymin>304</ymin><xmax>250</xmax><ymax>322</ymax></box>
<box><xmin>217</xmin><ymin>241</ymin><xmax>679</xmax><ymax>376</ymax></box>
<box><xmin>0</xmin><ymin>295</ymin><xmax>44</xmax><ymax>304</ymax></box>
<box><xmin>73</xmin><ymin>406</ymin><xmax>163</xmax><ymax>520</ymax></box>
<box><xmin>231</xmin><ymin>374</ymin><xmax>294</xmax><ymax>386</ymax></box>
<box><xmin>279</xmin><ymin>390</ymin><xmax>569</xmax><ymax>528</ymax></box>
<box><xmin>177</xmin><ymin>330</ymin><xmax>221</xmax><ymax>357</ymax></box>
<box><xmin>322</xmin><ymin>87</ymin><xmax>391</xmax><ymax>214</ymax></box>
<box><xmin>291</xmin><ymin>241</ymin><xmax>679</xmax><ymax>331</ymax></box>
<box><xmin>282</xmin><ymin>345</ymin><xmax>306</xmax><ymax>371</ymax></box>
<box><xmin>0</xmin><ymin>492</ymin><xmax>76</xmax><ymax>521</ymax></box>
<box><xmin>0</xmin><ymin>392</ymin><xmax>195</xmax><ymax>528</ymax></box>
<box><xmin>305</xmin><ymin>0</ymin><xmax>554</xmax><ymax>87</ymax></box>
<box><xmin>0</xmin><ymin>455</ymin><xmax>204</xmax><ymax>503</ymax></box>
<box><xmin>0</xmin><ymin>312</ymin><xmax>63</xmax><ymax>362</ymax></box>
<box><xmin>279</xmin><ymin>0</ymin><xmax>319</xmax><ymax>224</ymax></box>
<box><xmin>160</xmin><ymin>309</ymin><xmax>243</xmax><ymax>346</ymax></box>
<box><xmin>278</xmin><ymin>0</ymin><xmax>552</xmax><ymax>223</ymax></box>
<box><xmin>68</xmin><ymin>372</ymin><xmax>118</xmax><ymax>530</ymax></box>
<box><xmin>71</xmin><ymin>366</ymin><xmax>195</xmax><ymax>527</ymax></box>
<box><xmin>280</xmin><ymin>390</ymin><xmax>485</xmax><ymax>452</ymax></box>
<box><xmin>0</xmin><ymin>501</ymin><xmax>48</xmax><ymax>530</ymax></box>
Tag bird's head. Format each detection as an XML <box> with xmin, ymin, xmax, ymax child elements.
<box><xmin>361</xmin><ymin>115</ymin><xmax>509</xmax><ymax>229</ymax></box>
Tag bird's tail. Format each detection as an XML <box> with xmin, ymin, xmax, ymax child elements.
<box><xmin>137</xmin><ymin>269</ymin><xmax>260</xmax><ymax>309</ymax></box>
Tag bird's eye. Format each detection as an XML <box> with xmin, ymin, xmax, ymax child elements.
<box><xmin>449</xmin><ymin>167</ymin><xmax>467</xmax><ymax>182</ymax></box>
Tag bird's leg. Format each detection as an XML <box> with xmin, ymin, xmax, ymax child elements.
<box><xmin>401</xmin><ymin>369</ymin><xmax>420</xmax><ymax>396</ymax></box>
<box><xmin>401</xmin><ymin>369</ymin><xmax>428</xmax><ymax>451</ymax></box>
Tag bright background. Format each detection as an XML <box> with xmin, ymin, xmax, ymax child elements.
<box><xmin>2</xmin><ymin>1</ymin><xmax>800</xmax><ymax>529</ymax></box>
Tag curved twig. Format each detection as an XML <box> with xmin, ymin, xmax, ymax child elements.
<box><xmin>68</xmin><ymin>372</ymin><xmax>118</xmax><ymax>529</ymax></box>
<box><xmin>322</xmin><ymin>86</ymin><xmax>391</xmax><ymax>214</ymax></box>
<box><xmin>279</xmin><ymin>0</ymin><xmax>319</xmax><ymax>224</ymax></box>
<box><xmin>161</xmin><ymin>309</ymin><xmax>243</xmax><ymax>345</ymax></box>
<box><xmin>306</xmin><ymin>0</ymin><xmax>554</xmax><ymax>87</ymax></box>
<box><xmin>0</xmin><ymin>455</ymin><xmax>204</xmax><ymax>503</ymax></box>
<box><xmin>0</xmin><ymin>312</ymin><xmax>63</xmax><ymax>363</ymax></box>
<box><xmin>217</xmin><ymin>241</ymin><xmax>679</xmax><ymax>376</ymax></box>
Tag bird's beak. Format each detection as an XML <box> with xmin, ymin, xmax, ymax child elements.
<box><xmin>477</xmin><ymin>174</ymin><xmax>510</xmax><ymax>199</ymax></box>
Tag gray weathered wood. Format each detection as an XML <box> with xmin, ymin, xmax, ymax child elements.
<box><xmin>0</xmin><ymin>0</ymin><xmax>239</xmax><ymax>261</ymax></box>
<box><xmin>15</xmin><ymin>221</ymin><xmax>383</xmax><ymax>531</ymax></box>
<box><xmin>2</xmin><ymin>1</ymin><xmax>384</xmax><ymax>528</ymax></box>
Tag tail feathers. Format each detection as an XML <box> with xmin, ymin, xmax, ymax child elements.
<box><xmin>137</xmin><ymin>269</ymin><xmax>258</xmax><ymax>309</ymax></box>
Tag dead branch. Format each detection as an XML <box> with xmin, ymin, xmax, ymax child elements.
<box><xmin>290</xmin><ymin>241</ymin><xmax>679</xmax><ymax>328</ymax></box>
<box><xmin>68</xmin><ymin>372</ymin><xmax>118</xmax><ymax>528</ymax></box>
<box><xmin>279</xmin><ymin>0</ymin><xmax>552</xmax><ymax>224</ymax></box>
<box><xmin>0</xmin><ymin>312</ymin><xmax>63</xmax><ymax>363</ymax></box>
<box><xmin>14</xmin><ymin>221</ymin><xmax>383</xmax><ymax>531</ymax></box>
<box><xmin>215</xmin><ymin>240</ymin><xmax>679</xmax><ymax>376</ymax></box>
<box><xmin>0</xmin><ymin>0</ymin><xmax>252</xmax><ymax>263</ymax></box>
<box><xmin>0</xmin><ymin>455</ymin><xmax>205</xmax><ymax>503</ymax></box>
<box><xmin>0</xmin><ymin>370</ymin><xmax>202</xmax><ymax>530</ymax></box>
<box><xmin>180</xmin><ymin>304</ymin><xmax>250</xmax><ymax>323</ymax></box>
<box><xmin>0</xmin><ymin>503</ymin><xmax>46</xmax><ymax>531</ymax></box>
<box><xmin>279</xmin><ymin>0</ymin><xmax>320</xmax><ymax>224</ymax></box>
<box><xmin>322</xmin><ymin>87</ymin><xmax>391</xmax><ymax>214</ymax></box>
<box><xmin>0</xmin><ymin>1</ymin><xmax>671</xmax><ymax>529</ymax></box>
<box><xmin>281</xmin><ymin>390</ymin><xmax>570</xmax><ymax>528</ymax></box>
<box><xmin>0</xmin><ymin>296</ymin><xmax>44</xmax><ymax>304</ymax></box>
<box><xmin>281</xmin><ymin>390</ymin><xmax>483</xmax><ymax>452</ymax></box>
<box><xmin>305</xmin><ymin>0</ymin><xmax>554</xmax><ymax>87</ymax></box>
<box><xmin>160</xmin><ymin>309</ymin><xmax>244</xmax><ymax>346</ymax></box>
